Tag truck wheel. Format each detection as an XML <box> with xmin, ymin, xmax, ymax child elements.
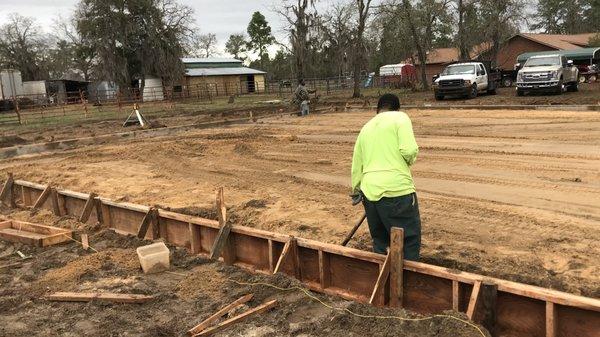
<box><xmin>468</xmin><ymin>84</ymin><xmax>478</xmax><ymax>99</ymax></box>
<box><xmin>516</xmin><ymin>89</ymin><xmax>525</xmax><ymax>97</ymax></box>
<box><xmin>567</xmin><ymin>82</ymin><xmax>579</xmax><ymax>92</ymax></box>
<box><xmin>555</xmin><ymin>80</ymin><xmax>563</xmax><ymax>94</ymax></box>
<box><xmin>589</xmin><ymin>75</ymin><xmax>597</xmax><ymax>83</ymax></box>
<box><xmin>487</xmin><ymin>87</ymin><xmax>497</xmax><ymax>95</ymax></box>
<box><xmin>435</xmin><ymin>94</ymin><xmax>444</xmax><ymax>101</ymax></box>
<box><xmin>502</xmin><ymin>78</ymin><xmax>513</xmax><ymax>87</ymax></box>
<box><xmin>579</xmin><ymin>75</ymin><xmax>586</xmax><ymax>83</ymax></box>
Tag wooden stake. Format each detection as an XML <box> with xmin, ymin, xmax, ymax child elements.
<box><xmin>187</xmin><ymin>294</ymin><xmax>254</xmax><ymax>336</ymax></box>
<box><xmin>81</xmin><ymin>234</ymin><xmax>89</xmax><ymax>250</ymax></box>
<box><xmin>318</xmin><ymin>250</ymin><xmax>331</xmax><ymax>290</ymax></box>
<box><xmin>192</xmin><ymin>300</ymin><xmax>277</xmax><ymax>337</ymax></box>
<box><xmin>369</xmin><ymin>252</ymin><xmax>391</xmax><ymax>306</ymax></box>
<box><xmin>209</xmin><ymin>188</ymin><xmax>231</xmax><ymax>260</ymax></box>
<box><xmin>79</xmin><ymin>193</ymin><xmax>98</xmax><ymax>223</ymax></box>
<box><xmin>389</xmin><ymin>227</ymin><xmax>404</xmax><ymax>308</ymax></box>
<box><xmin>50</xmin><ymin>188</ymin><xmax>61</xmax><ymax>216</ymax></box>
<box><xmin>137</xmin><ymin>207</ymin><xmax>157</xmax><ymax>239</ymax></box>
<box><xmin>546</xmin><ymin>301</ymin><xmax>557</xmax><ymax>337</ymax></box>
<box><xmin>0</xmin><ymin>173</ymin><xmax>14</xmax><ymax>207</ymax></box>
<box><xmin>46</xmin><ymin>292</ymin><xmax>153</xmax><ymax>304</ymax></box>
<box><xmin>480</xmin><ymin>282</ymin><xmax>498</xmax><ymax>336</ymax></box>
<box><xmin>273</xmin><ymin>237</ymin><xmax>293</xmax><ymax>274</ymax></box>
<box><xmin>95</xmin><ymin>199</ymin><xmax>105</xmax><ymax>225</ymax></box>
<box><xmin>467</xmin><ymin>280</ymin><xmax>483</xmax><ymax>320</ymax></box>
<box><xmin>452</xmin><ymin>280</ymin><xmax>460</xmax><ymax>311</ymax></box>
<box><xmin>32</xmin><ymin>184</ymin><xmax>53</xmax><ymax>209</ymax></box>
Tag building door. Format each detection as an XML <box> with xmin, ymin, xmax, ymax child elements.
<box><xmin>246</xmin><ymin>75</ymin><xmax>255</xmax><ymax>93</ymax></box>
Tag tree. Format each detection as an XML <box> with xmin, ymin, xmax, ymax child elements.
<box><xmin>277</xmin><ymin>1</ymin><xmax>319</xmax><ymax>80</ymax></box>
<box><xmin>479</xmin><ymin>0</ymin><xmax>524</xmax><ymax>64</ymax></box>
<box><xmin>197</xmin><ymin>33</ymin><xmax>218</xmax><ymax>57</ymax></box>
<box><xmin>246</xmin><ymin>11</ymin><xmax>275</xmax><ymax>67</ymax></box>
<box><xmin>0</xmin><ymin>13</ymin><xmax>51</xmax><ymax>81</ymax></box>
<box><xmin>225</xmin><ymin>33</ymin><xmax>247</xmax><ymax>60</ymax></box>
<box><xmin>75</xmin><ymin>0</ymin><xmax>193</xmax><ymax>91</ymax></box>
<box><xmin>321</xmin><ymin>3</ymin><xmax>354</xmax><ymax>77</ymax></box>
<box><xmin>352</xmin><ymin>0</ymin><xmax>373</xmax><ymax>98</ymax></box>
<box><xmin>53</xmin><ymin>16</ymin><xmax>96</xmax><ymax>81</ymax></box>
<box><xmin>590</xmin><ymin>33</ymin><xmax>600</xmax><ymax>47</ymax></box>
<box><xmin>531</xmin><ymin>0</ymin><xmax>586</xmax><ymax>34</ymax></box>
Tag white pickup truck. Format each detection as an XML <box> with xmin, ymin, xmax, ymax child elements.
<box><xmin>516</xmin><ymin>54</ymin><xmax>579</xmax><ymax>96</ymax></box>
<box><xmin>432</xmin><ymin>62</ymin><xmax>499</xmax><ymax>100</ymax></box>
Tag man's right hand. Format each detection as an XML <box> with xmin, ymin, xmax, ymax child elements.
<box><xmin>350</xmin><ymin>192</ymin><xmax>363</xmax><ymax>206</ymax></box>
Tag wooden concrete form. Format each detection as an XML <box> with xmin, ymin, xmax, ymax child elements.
<box><xmin>0</xmin><ymin>219</ymin><xmax>72</xmax><ymax>247</ymax></box>
<box><xmin>10</xmin><ymin>179</ymin><xmax>600</xmax><ymax>337</ymax></box>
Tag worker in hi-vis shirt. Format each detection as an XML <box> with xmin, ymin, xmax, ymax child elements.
<box><xmin>350</xmin><ymin>93</ymin><xmax>421</xmax><ymax>260</ymax></box>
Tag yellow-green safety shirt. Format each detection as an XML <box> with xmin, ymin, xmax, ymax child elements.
<box><xmin>351</xmin><ymin>110</ymin><xmax>419</xmax><ymax>202</ymax></box>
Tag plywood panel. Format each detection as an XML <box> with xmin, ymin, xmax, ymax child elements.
<box><xmin>404</xmin><ymin>271</ymin><xmax>453</xmax><ymax>314</ymax></box>
<box><xmin>497</xmin><ymin>292</ymin><xmax>545</xmax><ymax>337</ymax></box>
<box><xmin>329</xmin><ymin>254</ymin><xmax>379</xmax><ymax>298</ymax></box>
<box><xmin>162</xmin><ymin>217</ymin><xmax>191</xmax><ymax>248</ymax></box>
<box><xmin>108</xmin><ymin>206</ymin><xmax>145</xmax><ymax>234</ymax></box>
<box><xmin>199</xmin><ymin>226</ymin><xmax>219</xmax><ymax>254</ymax></box>
<box><xmin>298</xmin><ymin>247</ymin><xmax>320</xmax><ymax>284</ymax></box>
<box><xmin>557</xmin><ymin>305</ymin><xmax>600</xmax><ymax>337</ymax></box>
<box><xmin>233</xmin><ymin>233</ymin><xmax>270</xmax><ymax>271</ymax></box>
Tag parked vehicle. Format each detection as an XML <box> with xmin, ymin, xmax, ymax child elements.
<box><xmin>0</xmin><ymin>69</ymin><xmax>23</xmax><ymax>111</ymax></box>
<box><xmin>516</xmin><ymin>54</ymin><xmax>579</xmax><ymax>96</ymax></box>
<box><xmin>379</xmin><ymin>63</ymin><xmax>417</xmax><ymax>88</ymax></box>
<box><xmin>577</xmin><ymin>64</ymin><xmax>598</xmax><ymax>83</ymax></box>
<box><xmin>432</xmin><ymin>61</ymin><xmax>500</xmax><ymax>100</ymax></box>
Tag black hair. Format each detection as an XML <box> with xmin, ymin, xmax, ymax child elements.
<box><xmin>376</xmin><ymin>93</ymin><xmax>400</xmax><ymax>113</ymax></box>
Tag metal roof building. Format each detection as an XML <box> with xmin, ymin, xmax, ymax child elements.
<box><xmin>180</xmin><ymin>58</ymin><xmax>266</xmax><ymax>95</ymax></box>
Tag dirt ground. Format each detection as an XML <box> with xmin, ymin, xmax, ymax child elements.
<box><xmin>0</xmin><ymin>208</ymin><xmax>484</xmax><ymax>337</ymax></box>
<box><xmin>1</xmin><ymin>106</ymin><xmax>599</xmax><ymax>303</ymax></box>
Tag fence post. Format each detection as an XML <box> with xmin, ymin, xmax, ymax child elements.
<box><xmin>12</xmin><ymin>96</ymin><xmax>22</xmax><ymax>125</ymax></box>
<box><xmin>326</xmin><ymin>78</ymin><xmax>330</xmax><ymax>95</ymax></box>
<box><xmin>79</xmin><ymin>89</ymin><xmax>88</xmax><ymax>118</ymax></box>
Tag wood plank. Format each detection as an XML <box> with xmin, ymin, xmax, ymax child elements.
<box><xmin>481</xmin><ymin>282</ymin><xmax>498</xmax><ymax>336</ymax></box>
<box><xmin>189</xmin><ymin>223</ymin><xmax>201</xmax><ymax>254</ymax></box>
<box><xmin>21</xmin><ymin>185</ymin><xmax>31</xmax><ymax>206</ymax></box>
<box><xmin>467</xmin><ymin>280</ymin><xmax>483</xmax><ymax>320</ymax></box>
<box><xmin>32</xmin><ymin>184</ymin><xmax>52</xmax><ymax>209</ymax></box>
<box><xmin>50</xmin><ymin>188</ymin><xmax>61</xmax><ymax>215</ymax></box>
<box><xmin>95</xmin><ymin>199</ymin><xmax>105</xmax><ymax>225</ymax></box>
<box><xmin>209</xmin><ymin>187</ymin><xmax>231</xmax><ymax>260</ymax></box>
<box><xmin>319</xmin><ymin>250</ymin><xmax>331</xmax><ymax>290</ymax></box>
<box><xmin>369</xmin><ymin>252</ymin><xmax>391</xmax><ymax>306</ymax></box>
<box><xmin>193</xmin><ymin>300</ymin><xmax>277</xmax><ymax>337</ymax></box>
<box><xmin>268</xmin><ymin>239</ymin><xmax>275</xmax><ymax>273</ymax></box>
<box><xmin>452</xmin><ymin>280</ymin><xmax>460</xmax><ymax>311</ymax></box>
<box><xmin>390</xmin><ymin>227</ymin><xmax>404</xmax><ymax>308</ymax></box>
<box><xmin>79</xmin><ymin>193</ymin><xmax>98</xmax><ymax>223</ymax></box>
<box><xmin>273</xmin><ymin>238</ymin><xmax>292</xmax><ymax>274</ymax></box>
<box><xmin>46</xmin><ymin>292</ymin><xmax>153</xmax><ymax>304</ymax></box>
<box><xmin>136</xmin><ymin>207</ymin><xmax>157</xmax><ymax>239</ymax></box>
<box><xmin>0</xmin><ymin>173</ymin><xmax>14</xmax><ymax>206</ymax></box>
<box><xmin>546</xmin><ymin>301</ymin><xmax>557</xmax><ymax>337</ymax></box>
<box><xmin>291</xmin><ymin>237</ymin><xmax>301</xmax><ymax>279</ymax></box>
<box><xmin>187</xmin><ymin>294</ymin><xmax>254</xmax><ymax>336</ymax></box>
<box><xmin>81</xmin><ymin>234</ymin><xmax>89</xmax><ymax>250</ymax></box>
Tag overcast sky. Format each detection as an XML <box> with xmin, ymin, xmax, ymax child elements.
<box><xmin>0</xmin><ymin>0</ymin><xmax>313</xmax><ymax>56</ymax></box>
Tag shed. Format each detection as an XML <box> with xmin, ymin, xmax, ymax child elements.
<box><xmin>181</xmin><ymin>58</ymin><xmax>266</xmax><ymax>96</ymax></box>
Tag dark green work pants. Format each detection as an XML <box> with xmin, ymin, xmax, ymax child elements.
<box><xmin>362</xmin><ymin>192</ymin><xmax>421</xmax><ymax>261</ymax></box>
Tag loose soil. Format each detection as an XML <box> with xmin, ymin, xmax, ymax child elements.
<box><xmin>1</xmin><ymin>106</ymin><xmax>599</xmax><ymax>301</ymax></box>
<box><xmin>0</xmin><ymin>209</ymin><xmax>484</xmax><ymax>337</ymax></box>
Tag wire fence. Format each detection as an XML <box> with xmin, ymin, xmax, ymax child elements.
<box><xmin>0</xmin><ymin>75</ymin><xmax>414</xmax><ymax>128</ymax></box>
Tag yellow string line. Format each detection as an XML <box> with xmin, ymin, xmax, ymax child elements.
<box><xmin>61</xmin><ymin>233</ymin><xmax>99</xmax><ymax>253</ymax></box>
<box><xmin>228</xmin><ymin>278</ymin><xmax>487</xmax><ymax>337</ymax></box>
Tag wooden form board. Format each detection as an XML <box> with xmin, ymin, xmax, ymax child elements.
<box><xmin>12</xmin><ymin>179</ymin><xmax>600</xmax><ymax>337</ymax></box>
<box><xmin>0</xmin><ymin>220</ymin><xmax>72</xmax><ymax>247</ymax></box>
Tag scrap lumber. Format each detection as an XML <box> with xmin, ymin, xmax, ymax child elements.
<box><xmin>187</xmin><ymin>294</ymin><xmax>254</xmax><ymax>336</ymax></box>
<box><xmin>209</xmin><ymin>188</ymin><xmax>231</xmax><ymax>260</ymax></box>
<box><xmin>466</xmin><ymin>280</ymin><xmax>483</xmax><ymax>320</ymax></box>
<box><xmin>0</xmin><ymin>173</ymin><xmax>14</xmax><ymax>206</ymax></box>
<box><xmin>81</xmin><ymin>233</ymin><xmax>89</xmax><ymax>250</ymax></box>
<box><xmin>136</xmin><ymin>207</ymin><xmax>157</xmax><ymax>239</ymax></box>
<box><xmin>46</xmin><ymin>292</ymin><xmax>153</xmax><ymax>304</ymax></box>
<box><xmin>452</xmin><ymin>280</ymin><xmax>460</xmax><ymax>311</ymax></box>
<box><xmin>79</xmin><ymin>193</ymin><xmax>98</xmax><ymax>223</ymax></box>
<box><xmin>369</xmin><ymin>252</ymin><xmax>391</xmax><ymax>306</ymax></box>
<box><xmin>32</xmin><ymin>184</ymin><xmax>52</xmax><ymax>209</ymax></box>
<box><xmin>192</xmin><ymin>300</ymin><xmax>277</xmax><ymax>337</ymax></box>
<box><xmin>390</xmin><ymin>227</ymin><xmax>404</xmax><ymax>308</ymax></box>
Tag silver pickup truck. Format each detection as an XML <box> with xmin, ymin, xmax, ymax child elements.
<box><xmin>516</xmin><ymin>54</ymin><xmax>579</xmax><ymax>96</ymax></box>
